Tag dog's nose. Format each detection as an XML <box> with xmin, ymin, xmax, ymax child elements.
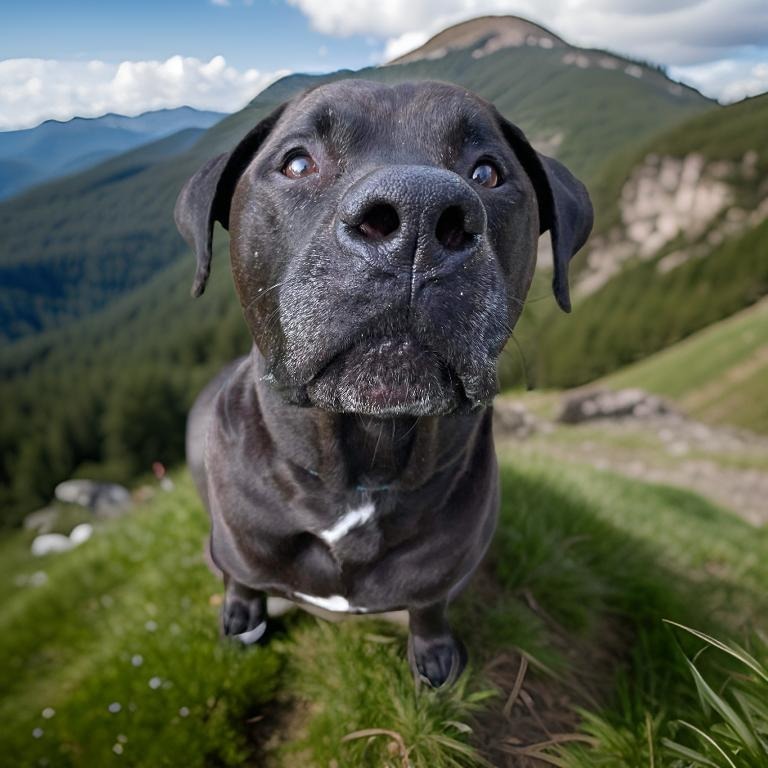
<box><xmin>335</xmin><ymin>166</ymin><xmax>487</xmax><ymax>275</ymax></box>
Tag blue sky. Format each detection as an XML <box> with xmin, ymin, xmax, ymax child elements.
<box><xmin>0</xmin><ymin>0</ymin><xmax>376</xmax><ymax>74</ymax></box>
<box><xmin>1</xmin><ymin>0</ymin><xmax>767</xmax><ymax>130</ymax></box>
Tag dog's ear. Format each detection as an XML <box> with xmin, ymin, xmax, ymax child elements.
<box><xmin>495</xmin><ymin>113</ymin><xmax>593</xmax><ymax>313</ymax></box>
<box><xmin>174</xmin><ymin>102</ymin><xmax>287</xmax><ymax>297</ymax></box>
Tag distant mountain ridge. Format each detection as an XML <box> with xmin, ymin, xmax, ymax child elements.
<box><xmin>0</xmin><ymin>106</ymin><xmax>226</xmax><ymax>201</ymax></box>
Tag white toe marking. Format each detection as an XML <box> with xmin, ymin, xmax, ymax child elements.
<box><xmin>235</xmin><ymin>620</ymin><xmax>267</xmax><ymax>645</ymax></box>
<box><xmin>319</xmin><ymin>502</ymin><xmax>376</xmax><ymax>545</ymax></box>
<box><xmin>294</xmin><ymin>592</ymin><xmax>368</xmax><ymax>613</ymax></box>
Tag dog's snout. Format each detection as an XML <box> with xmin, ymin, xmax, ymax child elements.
<box><xmin>336</xmin><ymin>166</ymin><xmax>486</xmax><ymax>274</ymax></box>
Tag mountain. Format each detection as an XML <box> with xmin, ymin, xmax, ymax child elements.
<box><xmin>0</xmin><ymin>15</ymin><xmax>717</xmax><ymax>523</ymax></box>
<box><xmin>389</xmin><ymin>15</ymin><xmax>567</xmax><ymax>63</ymax></box>
<box><xmin>531</xmin><ymin>92</ymin><xmax>768</xmax><ymax>388</ymax></box>
<box><xmin>0</xmin><ymin>106</ymin><xmax>225</xmax><ymax>201</ymax></box>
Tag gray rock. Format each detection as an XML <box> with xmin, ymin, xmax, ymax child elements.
<box><xmin>559</xmin><ymin>388</ymin><xmax>673</xmax><ymax>424</ymax></box>
<box><xmin>31</xmin><ymin>522</ymin><xmax>93</xmax><ymax>557</ymax></box>
<box><xmin>493</xmin><ymin>401</ymin><xmax>539</xmax><ymax>437</ymax></box>
<box><xmin>54</xmin><ymin>480</ymin><xmax>131</xmax><ymax>516</ymax></box>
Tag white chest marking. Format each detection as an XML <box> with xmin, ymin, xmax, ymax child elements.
<box><xmin>319</xmin><ymin>502</ymin><xmax>376</xmax><ymax>545</ymax></box>
<box><xmin>294</xmin><ymin>592</ymin><xmax>369</xmax><ymax>613</ymax></box>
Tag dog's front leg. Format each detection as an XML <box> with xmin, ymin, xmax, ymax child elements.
<box><xmin>407</xmin><ymin>601</ymin><xmax>467</xmax><ymax>688</ymax></box>
<box><xmin>221</xmin><ymin>574</ymin><xmax>268</xmax><ymax>645</ymax></box>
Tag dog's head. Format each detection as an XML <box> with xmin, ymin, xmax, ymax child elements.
<box><xmin>175</xmin><ymin>80</ymin><xmax>592</xmax><ymax>417</ymax></box>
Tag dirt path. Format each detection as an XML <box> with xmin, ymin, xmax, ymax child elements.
<box><xmin>495</xmin><ymin>402</ymin><xmax>768</xmax><ymax>527</ymax></box>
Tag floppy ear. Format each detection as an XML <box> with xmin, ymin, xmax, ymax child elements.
<box><xmin>495</xmin><ymin>113</ymin><xmax>593</xmax><ymax>313</ymax></box>
<box><xmin>174</xmin><ymin>103</ymin><xmax>287</xmax><ymax>297</ymax></box>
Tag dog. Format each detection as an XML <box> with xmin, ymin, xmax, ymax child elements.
<box><xmin>175</xmin><ymin>79</ymin><xmax>592</xmax><ymax>688</ymax></box>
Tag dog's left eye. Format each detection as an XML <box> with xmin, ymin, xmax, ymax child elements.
<box><xmin>282</xmin><ymin>153</ymin><xmax>319</xmax><ymax>179</ymax></box>
<box><xmin>471</xmin><ymin>161</ymin><xmax>500</xmax><ymax>188</ymax></box>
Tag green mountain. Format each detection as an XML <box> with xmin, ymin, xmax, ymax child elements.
<box><xmin>0</xmin><ymin>15</ymin><xmax>717</xmax><ymax>524</ymax></box>
<box><xmin>532</xmin><ymin>92</ymin><xmax>768</xmax><ymax>389</ymax></box>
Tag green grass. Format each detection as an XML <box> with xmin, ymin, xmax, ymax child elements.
<box><xmin>663</xmin><ymin>624</ymin><xmax>768</xmax><ymax>768</ymax></box>
<box><xmin>2</xmin><ymin>453</ymin><xmax>767</xmax><ymax>767</ymax></box>
<box><xmin>601</xmin><ymin>298</ymin><xmax>768</xmax><ymax>433</ymax></box>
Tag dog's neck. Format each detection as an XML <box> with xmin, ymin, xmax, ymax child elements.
<box><xmin>249</xmin><ymin>347</ymin><xmax>488</xmax><ymax>493</ymax></box>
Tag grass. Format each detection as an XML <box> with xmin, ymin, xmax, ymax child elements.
<box><xmin>600</xmin><ymin>298</ymin><xmax>768</xmax><ymax>434</ymax></box>
<box><xmin>662</xmin><ymin>624</ymin><xmax>768</xmax><ymax>768</ymax></box>
<box><xmin>1</xmin><ymin>452</ymin><xmax>767</xmax><ymax>767</ymax></box>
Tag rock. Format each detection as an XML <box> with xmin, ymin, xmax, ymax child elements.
<box><xmin>31</xmin><ymin>522</ymin><xmax>94</xmax><ymax>557</ymax></box>
<box><xmin>31</xmin><ymin>533</ymin><xmax>74</xmax><ymax>556</ymax></box>
<box><xmin>493</xmin><ymin>401</ymin><xmax>538</xmax><ymax>437</ymax></box>
<box><xmin>55</xmin><ymin>480</ymin><xmax>131</xmax><ymax>516</ymax></box>
<box><xmin>559</xmin><ymin>388</ymin><xmax>673</xmax><ymax>424</ymax></box>
<box><xmin>23</xmin><ymin>506</ymin><xmax>61</xmax><ymax>533</ymax></box>
<box><xmin>69</xmin><ymin>523</ymin><xmax>93</xmax><ymax>545</ymax></box>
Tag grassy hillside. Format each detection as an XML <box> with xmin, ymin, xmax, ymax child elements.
<box><xmin>535</xmin><ymin>215</ymin><xmax>768</xmax><ymax>388</ymax></box>
<box><xmin>601</xmin><ymin>298</ymin><xmax>768</xmax><ymax>433</ymax></box>
<box><xmin>2</xmin><ymin>455</ymin><xmax>766</xmax><ymax>767</ymax></box>
<box><xmin>526</xmin><ymin>92</ymin><xmax>768</xmax><ymax>391</ymax></box>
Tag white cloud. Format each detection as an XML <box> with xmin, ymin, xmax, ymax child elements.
<box><xmin>383</xmin><ymin>31</ymin><xmax>431</xmax><ymax>62</ymax></box>
<box><xmin>671</xmin><ymin>59</ymin><xmax>768</xmax><ymax>101</ymax></box>
<box><xmin>288</xmin><ymin>0</ymin><xmax>768</xmax><ymax>95</ymax></box>
<box><xmin>287</xmin><ymin>0</ymin><xmax>528</xmax><ymax>38</ymax></box>
<box><xmin>0</xmin><ymin>56</ymin><xmax>289</xmax><ymax>130</ymax></box>
<box><xmin>210</xmin><ymin>0</ymin><xmax>231</xmax><ymax>5</ymax></box>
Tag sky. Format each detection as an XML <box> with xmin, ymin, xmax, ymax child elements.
<box><xmin>1</xmin><ymin>0</ymin><xmax>767</xmax><ymax>130</ymax></box>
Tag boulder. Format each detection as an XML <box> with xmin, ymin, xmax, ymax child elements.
<box><xmin>54</xmin><ymin>480</ymin><xmax>131</xmax><ymax>516</ymax></box>
<box><xmin>558</xmin><ymin>388</ymin><xmax>673</xmax><ymax>424</ymax></box>
<box><xmin>493</xmin><ymin>401</ymin><xmax>539</xmax><ymax>437</ymax></box>
<box><xmin>31</xmin><ymin>522</ymin><xmax>93</xmax><ymax>557</ymax></box>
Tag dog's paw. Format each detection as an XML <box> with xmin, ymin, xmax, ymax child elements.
<box><xmin>408</xmin><ymin>634</ymin><xmax>467</xmax><ymax>689</ymax></box>
<box><xmin>221</xmin><ymin>594</ymin><xmax>267</xmax><ymax>645</ymax></box>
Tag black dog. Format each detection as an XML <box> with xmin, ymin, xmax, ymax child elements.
<box><xmin>175</xmin><ymin>80</ymin><xmax>592</xmax><ymax>688</ymax></box>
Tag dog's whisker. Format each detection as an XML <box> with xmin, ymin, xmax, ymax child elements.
<box><xmin>243</xmin><ymin>281</ymin><xmax>286</xmax><ymax>313</ymax></box>
<box><xmin>508</xmin><ymin>332</ymin><xmax>533</xmax><ymax>391</ymax></box>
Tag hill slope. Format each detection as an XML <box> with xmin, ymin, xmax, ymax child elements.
<box><xmin>0</xmin><ymin>107</ymin><xmax>224</xmax><ymax>201</ymax></box>
<box><xmin>1</xmin><ymin>458</ymin><xmax>766</xmax><ymax>766</ymax></box>
<box><xmin>531</xmin><ymin>92</ymin><xmax>768</xmax><ymax>390</ymax></box>
<box><xmin>602</xmin><ymin>297</ymin><xmax>768</xmax><ymax>433</ymax></box>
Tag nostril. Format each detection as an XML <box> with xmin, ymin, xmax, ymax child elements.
<box><xmin>357</xmin><ymin>203</ymin><xmax>400</xmax><ymax>241</ymax></box>
<box><xmin>435</xmin><ymin>206</ymin><xmax>471</xmax><ymax>251</ymax></box>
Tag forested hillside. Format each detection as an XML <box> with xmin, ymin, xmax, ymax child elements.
<box><xmin>532</xmin><ymin>93</ymin><xmax>768</xmax><ymax>387</ymax></box>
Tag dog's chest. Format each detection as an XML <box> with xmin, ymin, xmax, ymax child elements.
<box><xmin>310</xmin><ymin>491</ymin><xmax>403</xmax><ymax>564</ymax></box>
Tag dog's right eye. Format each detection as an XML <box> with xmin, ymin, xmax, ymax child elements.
<box><xmin>282</xmin><ymin>153</ymin><xmax>318</xmax><ymax>179</ymax></box>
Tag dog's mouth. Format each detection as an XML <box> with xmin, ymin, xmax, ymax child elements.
<box><xmin>305</xmin><ymin>336</ymin><xmax>464</xmax><ymax>417</ymax></box>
